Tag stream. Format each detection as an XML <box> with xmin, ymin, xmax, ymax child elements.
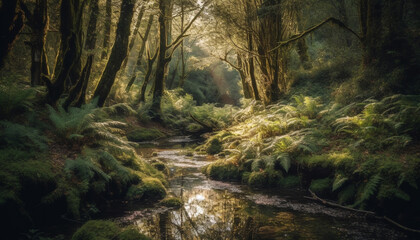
<box><xmin>101</xmin><ymin>136</ymin><xmax>415</xmax><ymax>240</ymax></box>
<box><xmin>48</xmin><ymin>137</ymin><xmax>415</xmax><ymax>240</ymax></box>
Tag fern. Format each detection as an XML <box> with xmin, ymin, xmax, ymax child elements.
<box><xmin>332</xmin><ymin>174</ymin><xmax>348</xmax><ymax>192</ymax></box>
<box><xmin>353</xmin><ymin>174</ymin><xmax>382</xmax><ymax>208</ymax></box>
<box><xmin>277</xmin><ymin>153</ymin><xmax>291</xmax><ymax>173</ymax></box>
<box><xmin>0</xmin><ymin>79</ymin><xmax>36</xmax><ymax>117</ymax></box>
<box><xmin>0</xmin><ymin>121</ymin><xmax>48</xmax><ymax>151</ymax></box>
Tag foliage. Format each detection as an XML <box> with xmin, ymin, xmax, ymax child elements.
<box><xmin>71</xmin><ymin>220</ymin><xmax>120</xmax><ymax>240</ymax></box>
<box><xmin>0</xmin><ymin>77</ymin><xmax>36</xmax><ymax>117</ymax></box>
<box><xmin>125</xmin><ymin>177</ymin><xmax>166</xmax><ymax>201</ymax></box>
<box><xmin>127</xmin><ymin>128</ymin><xmax>165</xmax><ymax>142</ymax></box>
<box><xmin>160</xmin><ymin>197</ymin><xmax>183</xmax><ymax>208</ymax></box>
<box><xmin>0</xmin><ymin>121</ymin><xmax>48</xmax><ymax>151</ymax></box>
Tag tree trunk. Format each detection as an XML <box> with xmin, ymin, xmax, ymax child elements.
<box><xmin>94</xmin><ymin>0</ymin><xmax>135</xmax><ymax>107</ymax></box>
<box><xmin>245</xmin><ymin>0</ymin><xmax>260</xmax><ymax>101</ymax></box>
<box><xmin>101</xmin><ymin>0</ymin><xmax>112</xmax><ymax>59</ymax></box>
<box><xmin>125</xmin><ymin>14</ymin><xmax>154</xmax><ymax>92</ymax></box>
<box><xmin>47</xmin><ymin>0</ymin><xmax>84</xmax><ymax>105</ymax></box>
<box><xmin>237</xmin><ymin>54</ymin><xmax>252</xmax><ymax>98</ymax></box>
<box><xmin>138</xmin><ymin>46</ymin><xmax>158</xmax><ymax>104</ymax></box>
<box><xmin>0</xmin><ymin>0</ymin><xmax>25</xmax><ymax>69</ymax></box>
<box><xmin>63</xmin><ymin>55</ymin><xmax>93</xmax><ymax>110</ymax></box>
<box><xmin>178</xmin><ymin>1</ymin><xmax>186</xmax><ymax>88</ymax></box>
<box><xmin>84</xmin><ymin>0</ymin><xmax>99</xmax><ymax>51</ymax></box>
<box><xmin>150</xmin><ymin>0</ymin><xmax>171</xmax><ymax>119</ymax></box>
<box><xmin>28</xmin><ymin>0</ymin><xmax>49</xmax><ymax>86</ymax></box>
<box><xmin>64</xmin><ymin>0</ymin><xmax>99</xmax><ymax>108</ymax></box>
<box><xmin>121</xmin><ymin>2</ymin><xmax>147</xmax><ymax>71</ymax></box>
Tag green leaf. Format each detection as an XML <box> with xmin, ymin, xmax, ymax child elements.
<box><xmin>332</xmin><ymin>175</ymin><xmax>348</xmax><ymax>192</ymax></box>
<box><xmin>277</xmin><ymin>153</ymin><xmax>291</xmax><ymax>173</ymax></box>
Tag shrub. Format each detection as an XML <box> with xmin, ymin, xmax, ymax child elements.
<box><xmin>204</xmin><ymin>160</ymin><xmax>241</xmax><ymax>180</ymax></box>
<box><xmin>127</xmin><ymin>128</ymin><xmax>165</xmax><ymax>142</ymax></box>
<box><xmin>160</xmin><ymin>197</ymin><xmax>183</xmax><ymax>208</ymax></box>
<box><xmin>206</xmin><ymin>139</ymin><xmax>222</xmax><ymax>154</ymax></box>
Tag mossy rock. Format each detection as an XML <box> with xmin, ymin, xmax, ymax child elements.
<box><xmin>206</xmin><ymin>139</ymin><xmax>222</xmax><ymax>154</ymax></box>
<box><xmin>205</xmin><ymin>160</ymin><xmax>240</xmax><ymax>180</ymax></box>
<box><xmin>119</xmin><ymin>229</ymin><xmax>151</xmax><ymax>240</ymax></box>
<box><xmin>248</xmin><ymin>172</ymin><xmax>268</xmax><ymax>187</ymax></box>
<box><xmin>126</xmin><ymin>177</ymin><xmax>166</xmax><ymax>201</ymax></box>
<box><xmin>71</xmin><ymin>220</ymin><xmax>120</xmax><ymax>240</ymax></box>
<box><xmin>127</xmin><ymin>128</ymin><xmax>165</xmax><ymax>142</ymax></box>
<box><xmin>152</xmin><ymin>161</ymin><xmax>169</xmax><ymax>175</ymax></box>
<box><xmin>160</xmin><ymin>197</ymin><xmax>183</xmax><ymax>208</ymax></box>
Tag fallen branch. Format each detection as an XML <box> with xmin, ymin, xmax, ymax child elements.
<box><xmin>307</xmin><ymin>189</ymin><xmax>420</xmax><ymax>234</ymax></box>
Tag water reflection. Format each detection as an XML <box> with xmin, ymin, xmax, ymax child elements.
<box><xmin>114</xmin><ymin>146</ymin><xmax>410</xmax><ymax>240</ymax></box>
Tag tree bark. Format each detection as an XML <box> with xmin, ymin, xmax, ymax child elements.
<box><xmin>0</xmin><ymin>0</ymin><xmax>25</xmax><ymax>69</ymax></box>
<box><xmin>47</xmin><ymin>0</ymin><xmax>85</xmax><ymax>105</ymax></box>
<box><xmin>138</xmin><ymin>45</ymin><xmax>158</xmax><ymax>104</ymax></box>
<box><xmin>101</xmin><ymin>0</ymin><xmax>112</xmax><ymax>59</ymax></box>
<box><xmin>150</xmin><ymin>0</ymin><xmax>171</xmax><ymax>119</ymax></box>
<box><xmin>121</xmin><ymin>2</ymin><xmax>147</xmax><ymax>71</ymax></box>
<box><xmin>94</xmin><ymin>0</ymin><xmax>135</xmax><ymax>107</ymax></box>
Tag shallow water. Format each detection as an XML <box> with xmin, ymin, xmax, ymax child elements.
<box><xmin>103</xmin><ymin>137</ymin><xmax>414</xmax><ymax>240</ymax></box>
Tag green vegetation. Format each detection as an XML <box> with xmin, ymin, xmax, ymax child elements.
<box><xmin>201</xmin><ymin>93</ymin><xmax>420</xmax><ymax>222</ymax></box>
<box><xmin>71</xmin><ymin>220</ymin><xmax>150</xmax><ymax>240</ymax></box>
<box><xmin>127</xmin><ymin>128</ymin><xmax>165</xmax><ymax>142</ymax></box>
<box><xmin>160</xmin><ymin>197</ymin><xmax>183</xmax><ymax>208</ymax></box>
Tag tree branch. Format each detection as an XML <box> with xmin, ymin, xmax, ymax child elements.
<box><xmin>270</xmin><ymin>17</ymin><xmax>361</xmax><ymax>52</ymax></box>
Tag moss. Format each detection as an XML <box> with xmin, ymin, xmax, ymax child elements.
<box><xmin>309</xmin><ymin>178</ymin><xmax>332</xmax><ymax>195</ymax></box>
<box><xmin>205</xmin><ymin>160</ymin><xmax>240</xmax><ymax>180</ymax></box>
<box><xmin>119</xmin><ymin>229</ymin><xmax>151</xmax><ymax>240</ymax></box>
<box><xmin>279</xmin><ymin>175</ymin><xmax>301</xmax><ymax>188</ymax></box>
<box><xmin>152</xmin><ymin>161</ymin><xmax>168</xmax><ymax>174</ymax></box>
<box><xmin>206</xmin><ymin>138</ymin><xmax>222</xmax><ymax>154</ymax></box>
<box><xmin>248</xmin><ymin>172</ymin><xmax>268</xmax><ymax>187</ymax></box>
<box><xmin>127</xmin><ymin>128</ymin><xmax>165</xmax><ymax>142</ymax></box>
<box><xmin>160</xmin><ymin>197</ymin><xmax>183</xmax><ymax>208</ymax></box>
<box><xmin>126</xmin><ymin>177</ymin><xmax>166</xmax><ymax>201</ymax></box>
<box><xmin>71</xmin><ymin>220</ymin><xmax>120</xmax><ymax>240</ymax></box>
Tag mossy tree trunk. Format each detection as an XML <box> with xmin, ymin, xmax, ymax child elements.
<box><xmin>0</xmin><ymin>0</ymin><xmax>25</xmax><ymax>69</ymax></box>
<box><xmin>93</xmin><ymin>0</ymin><xmax>135</xmax><ymax>107</ymax></box>
<box><xmin>46</xmin><ymin>0</ymin><xmax>85</xmax><ymax>105</ymax></box>
<box><xmin>150</xmin><ymin>0</ymin><xmax>171</xmax><ymax>119</ymax></box>
<box><xmin>101</xmin><ymin>0</ymin><xmax>112</xmax><ymax>60</ymax></box>
<box><xmin>121</xmin><ymin>1</ymin><xmax>147</xmax><ymax>71</ymax></box>
<box><xmin>65</xmin><ymin>0</ymin><xmax>100</xmax><ymax>108</ymax></box>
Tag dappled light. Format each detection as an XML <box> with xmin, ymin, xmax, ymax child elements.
<box><xmin>0</xmin><ymin>0</ymin><xmax>419</xmax><ymax>239</ymax></box>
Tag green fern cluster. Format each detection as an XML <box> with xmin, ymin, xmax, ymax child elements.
<box><xmin>0</xmin><ymin>121</ymin><xmax>48</xmax><ymax>151</ymax></box>
<box><xmin>333</xmin><ymin>95</ymin><xmax>420</xmax><ymax>151</ymax></box>
<box><xmin>0</xmin><ymin>77</ymin><xmax>36</xmax><ymax>117</ymax></box>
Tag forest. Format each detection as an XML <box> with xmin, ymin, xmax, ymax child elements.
<box><xmin>0</xmin><ymin>0</ymin><xmax>419</xmax><ymax>239</ymax></box>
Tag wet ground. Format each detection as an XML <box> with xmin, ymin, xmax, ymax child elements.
<box><xmin>101</xmin><ymin>136</ymin><xmax>415</xmax><ymax>240</ymax></box>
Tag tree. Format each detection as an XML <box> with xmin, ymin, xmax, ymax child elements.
<box><xmin>0</xmin><ymin>0</ymin><xmax>25</xmax><ymax>69</ymax></box>
<box><xmin>93</xmin><ymin>0</ymin><xmax>136</xmax><ymax>107</ymax></box>
<box><xmin>46</xmin><ymin>0</ymin><xmax>86</xmax><ymax>105</ymax></box>
<box><xmin>20</xmin><ymin>0</ymin><xmax>50</xmax><ymax>86</ymax></box>
<box><xmin>101</xmin><ymin>0</ymin><xmax>112</xmax><ymax>59</ymax></box>
<box><xmin>149</xmin><ymin>0</ymin><xmax>207</xmax><ymax>119</ymax></box>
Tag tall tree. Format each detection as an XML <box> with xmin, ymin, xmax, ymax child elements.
<box><xmin>20</xmin><ymin>0</ymin><xmax>50</xmax><ymax>86</ymax></box>
<box><xmin>0</xmin><ymin>0</ymin><xmax>25</xmax><ymax>69</ymax></box>
<box><xmin>150</xmin><ymin>0</ymin><xmax>206</xmax><ymax>118</ymax></box>
<box><xmin>101</xmin><ymin>0</ymin><xmax>112</xmax><ymax>59</ymax></box>
<box><xmin>94</xmin><ymin>0</ymin><xmax>136</xmax><ymax>107</ymax></box>
<box><xmin>64</xmin><ymin>0</ymin><xmax>100</xmax><ymax>109</ymax></box>
<box><xmin>46</xmin><ymin>0</ymin><xmax>86</xmax><ymax>105</ymax></box>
